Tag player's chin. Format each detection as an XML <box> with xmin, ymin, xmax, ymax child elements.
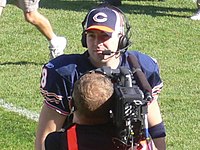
<box><xmin>95</xmin><ymin>55</ymin><xmax>108</xmax><ymax>63</ymax></box>
<box><xmin>92</xmin><ymin>53</ymin><xmax>110</xmax><ymax>63</ymax></box>
<box><xmin>94</xmin><ymin>53</ymin><xmax>104</xmax><ymax>60</ymax></box>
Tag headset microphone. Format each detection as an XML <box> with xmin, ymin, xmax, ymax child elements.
<box><xmin>102</xmin><ymin>43</ymin><xmax>131</xmax><ymax>56</ymax></box>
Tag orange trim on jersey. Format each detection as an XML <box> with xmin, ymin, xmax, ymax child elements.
<box><xmin>67</xmin><ymin>125</ymin><xmax>78</xmax><ymax>150</ymax></box>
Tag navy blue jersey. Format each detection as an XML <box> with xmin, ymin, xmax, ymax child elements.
<box><xmin>40</xmin><ymin>50</ymin><xmax>163</xmax><ymax>115</ymax></box>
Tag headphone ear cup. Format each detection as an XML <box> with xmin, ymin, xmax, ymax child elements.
<box><xmin>118</xmin><ymin>35</ymin><xmax>129</xmax><ymax>50</ymax></box>
<box><xmin>81</xmin><ymin>32</ymin><xmax>87</xmax><ymax>48</ymax></box>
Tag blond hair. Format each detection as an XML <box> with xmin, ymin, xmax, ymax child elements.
<box><xmin>73</xmin><ymin>72</ymin><xmax>114</xmax><ymax>119</ymax></box>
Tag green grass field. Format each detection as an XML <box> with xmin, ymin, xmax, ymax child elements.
<box><xmin>0</xmin><ymin>0</ymin><xmax>199</xmax><ymax>149</ymax></box>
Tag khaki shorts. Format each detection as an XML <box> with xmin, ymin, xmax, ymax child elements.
<box><xmin>17</xmin><ymin>0</ymin><xmax>40</xmax><ymax>12</ymax></box>
<box><xmin>0</xmin><ymin>0</ymin><xmax>7</xmax><ymax>7</ymax></box>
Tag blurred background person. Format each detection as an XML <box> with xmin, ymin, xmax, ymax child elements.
<box><xmin>0</xmin><ymin>0</ymin><xmax>6</xmax><ymax>15</ymax></box>
<box><xmin>191</xmin><ymin>0</ymin><xmax>200</xmax><ymax>20</ymax></box>
<box><xmin>0</xmin><ymin>0</ymin><xmax>67</xmax><ymax>59</ymax></box>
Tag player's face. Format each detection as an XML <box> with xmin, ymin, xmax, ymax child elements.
<box><xmin>86</xmin><ymin>30</ymin><xmax>120</xmax><ymax>68</ymax></box>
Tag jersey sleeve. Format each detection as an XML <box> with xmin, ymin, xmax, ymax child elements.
<box><xmin>40</xmin><ymin>62</ymin><xmax>75</xmax><ymax>115</ymax></box>
<box><xmin>147</xmin><ymin>62</ymin><xmax>163</xmax><ymax>101</ymax></box>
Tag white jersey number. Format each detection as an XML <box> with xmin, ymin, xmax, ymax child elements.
<box><xmin>41</xmin><ymin>68</ymin><xmax>47</xmax><ymax>88</ymax></box>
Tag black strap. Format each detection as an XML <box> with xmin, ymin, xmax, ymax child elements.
<box><xmin>127</xmin><ymin>54</ymin><xmax>152</xmax><ymax>101</ymax></box>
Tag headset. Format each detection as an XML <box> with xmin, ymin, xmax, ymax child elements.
<box><xmin>81</xmin><ymin>3</ymin><xmax>132</xmax><ymax>53</ymax></box>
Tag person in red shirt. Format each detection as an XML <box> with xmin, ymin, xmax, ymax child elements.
<box><xmin>45</xmin><ymin>71</ymin><xmax>115</xmax><ymax>150</ymax></box>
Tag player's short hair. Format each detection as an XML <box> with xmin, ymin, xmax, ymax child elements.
<box><xmin>73</xmin><ymin>72</ymin><xmax>114</xmax><ymax>119</ymax></box>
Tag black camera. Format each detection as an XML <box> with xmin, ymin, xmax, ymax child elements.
<box><xmin>95</xmin><ymin>66</ymin><xmax>152</xmax><ymax>149</ymax></box>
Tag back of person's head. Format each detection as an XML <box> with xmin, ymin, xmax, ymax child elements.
<box><xmin>73</xmin><ymin>72</ymin><xmax>114</xmax><ymax>121</ymax></box>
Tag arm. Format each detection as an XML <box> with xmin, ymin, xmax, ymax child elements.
<box><xmin>35</xmin><ymin>103</ymin><xmax>67</xmax><ymax>150</ymax></box>
<box><xmin>147</xmin><ymin>100</ymin><xmax>166</xmax><ymax>150</ymax></box>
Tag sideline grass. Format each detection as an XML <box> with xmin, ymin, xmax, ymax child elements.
<box><xmin>0</xmin><ymin>108</ymin><xmax>37</xmax><ymax>150</ymax></box>
<box><xmin>0</xmin><ymin>0</ymin><xmax>199</xmax><ymax>149</ymax></box>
